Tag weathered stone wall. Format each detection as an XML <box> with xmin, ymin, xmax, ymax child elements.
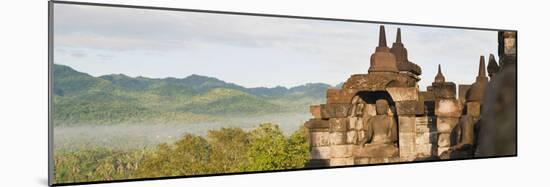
<box><xmin>435</xmin><ymin>99</ymin><xmax>461</xmax><ymax>156</ymax></box>
<box><xmin>302</xmin><ymin>25</ymin><xmax>478</xmax><ymax>167</ymax></box>
<box><xmin>387</xmin><ymin>87</ymin><xmax>419</xmax><ymax>161</ymax></box>
<box><xmin>306</xmin><ymin>86</ymin><xmax>441</xmax><ymax>166</ymax></box>
<box><xmin>306</xmin><ymin>84</ymin><xmax>453</xmax><ymax>164</ymax></box>
<box><xmin>415</xmin><ymin>116</ymin><xmax>437</xmax><ymax>158</ymax></box>
<box><xmin>305</xmin><ymin>110</ymin><xmax>330</xmax><ymax>167</ymax></box>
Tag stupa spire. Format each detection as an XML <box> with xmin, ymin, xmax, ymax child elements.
<box><xmin>378</xmin><ymin>25</ymin><xmax>387</xmax><ymax>47</ymax></box>
<box><xmin>434</xmin><ymin>64</ymin><xmax>445</xmax><ymax>83</ymax></box>
<box><xmin>467</xmin><ymin>56</ymin><xmax>489</xmax><ymax>102</ymax></box>
<box><xmin>396</xmin><ymin>28</ymin><xmax>402</xmax><ymax>44</ymax></box>
<box><xmin>368</xmin><ymin>25</ymin><xmax>398</xmax><ymax>73</ymax></box>
<box><xmin>478</xmin><ymin>56</ymin><xmax>486</xmax><ymax>77</ymax></box>
<box><xmin>476</xmin><ymin>55</ymin><xmax>489</xmax><ymax>82</ymax></box>
<box><xmin>389</xmin><ymin>27</ymin><xmax>422</xmax><ymax>76</ymax></box>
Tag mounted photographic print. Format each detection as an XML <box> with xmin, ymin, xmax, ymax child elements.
<box><xmin>48</xmin><ymin>1</ymin><xmax>517</xmax><ymax>186</ymax></box>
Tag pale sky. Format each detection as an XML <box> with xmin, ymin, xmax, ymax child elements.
<box><xmin>53</xmin><ymin>3</ymin><xmax>498</xmax><ymax>90</ymax></box>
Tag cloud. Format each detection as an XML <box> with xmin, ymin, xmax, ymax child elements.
<box><xmin>53</xmin><ymin>3</ymin><xmax>497</xmax><ymax>89</ymax></box>
<box><xmin>70</xmin><ymin>51</ymin><xmax>86</xmax><ymax>58</ymax></box>
<box><xmin>53</xmin><ymin>3</ymin><xmax>375</xmax><ymax>54</ymax></box>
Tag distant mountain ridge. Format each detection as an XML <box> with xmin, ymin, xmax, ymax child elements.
<box><xmin>54</xmin><ymin>64</ymin><xmax>334</xmax><ymax>97</ymax></box>
<box><xmin>53</xmin><ymin>64</ymin><xmax>337</xmax><ymax>126</ymax></box>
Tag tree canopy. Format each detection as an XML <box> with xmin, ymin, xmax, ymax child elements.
<box><xmin>54</xmin><ymin>124</ymin><xmax>310</xmax><ymax>184</ymax></box>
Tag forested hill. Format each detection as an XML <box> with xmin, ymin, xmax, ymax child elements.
<box><xmin>53</xmin><ymin>64</ymin><xmax>336</xmax><ymax>125</ymax></box>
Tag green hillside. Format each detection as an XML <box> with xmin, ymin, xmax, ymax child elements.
<box><xmin>52</xmin><ymin>64</ymin><xmax>330</xmax><ymax>126</ymax></box>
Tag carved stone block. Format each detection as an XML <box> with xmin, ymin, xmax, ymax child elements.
<box><xmin>304</xmin><ymin>119</ymin><xmax>329</xmax><ymax>130</ymax></box>
<box><xmin>433</xmin><ymin>82</ymin><xmax>457</xmax><ymax>99</ymax></box>
<box><xmin>348</xmin><ymin>117</ymin><xmax>357</xmax><ymax>130</ymax></box>
<box><xmin>349</xmin><ymin>117</ymin><xmax>365</xmax><ymax>131</ymax></box>
<box><xmin>321</xmin><ymin>104</ymin><xmax>352</xmax><ymax>118</ymax></box>
<box><xmin>399</xmin><ymin>155</ymin><xmax>416</xmax><ymax>162</ymax></box>
<box><xmin>387</xmin><ymin>87</ymin><xmax>418</xmax><ymax>101</ymax></box>
<box><xmin>415</xmin><ymin>144</ymin><xmax>433</xmax><ymax>157</ymax></box>
<box><xmin>310</xmin><ymin>146</ymin><xmax>331</xmax><ymax>159</ymax></box>
<box><xmin>310</xmin><ymin>131</ymin><xmax>330</xmax><ymax>147</ymax></box>
<box><xmin>329</xmin><ymin>157</ymin><xmax>355</xmax><ymax>166</ymax></box>
<box><xmin>326</xmin><ymin>89</ymin><xmax>354</xmax><ymax>104</ymax></box>
<box><xmin>310</xmin><ymin>105</ymin><xmax>322</xmax><ymax>119</ymax></box>
<box><xmin>346</xmin><ymin>130</ymin><xmax>357</xmax><ymax>144</ymax></box>
<box><xmin>416</xmin><ymin>98</ymin><xmax>426</xmax><ymax>115</ymax></box>
<box><xmin>357</xmin><ymin>130</ymin><xmax>365</xmax><ymax>142</ymax></box>
<box><xmin>415</xmin><ymin>132</ymin><xmax>430</xmax><ymax>145</ymax></box>
<box><xmin>416</xmin><ymin>125</ymin><xmax>430</xmax><ymax>133</ymax></box>
<box><xmin>435</xmin><ymin>99</ymin><xmax>461</xmax><ymax>117</ymax></box>
<box><xmin>398</xmin><ymin>116</ymin><xmax>416</xmax><ymax>133</ymax></box>
<box><xmin>329</xmin><ymin>132</ymin><xmax>346</xmax><ymax>145</ymax></box>
<box><xmin>329</xmin><ymin>118</ymin><xmax>348</xmax><ymax>132</ymax></box>
<box><xmin>368</xmin><ymin>157</ymin><xmax>386</xmax><ymax>164</ymax></box>
<box><xmin>354</xmin><ymin>144</ymin><xmax>399</xmax><ymax>158</ymax></box>
<box><xmin>415</xmin><ymin>116</ymin><xmax>429</xmax><ymax>127</ymax></box>
<box><xmin>354</xmin><ymin>157</ymin><xmax>370</xmax><ymax>165</ymax></box>
<box><xmin>420</xmin><ymin>91</ymin><xmax>435</xmax><ymax>101</ymax></box>
<box><xmin>387</xmin><ymin>157</ymin><xmax>401</xmax><ymax>163</ymax></box>
<box><xmin>330</xmin><ymin>145</ymin><xmax>353</xmax><ymax>158</ymax></box>
<box><xmin>399</xmin><ymin>132</ymin><xmax>415</xmax><ymax>156</ymax></box>
<box><xmin>370</xmin><ymin>157</ymin><xmax>400</xmax><ymax>164</ymax></box>
<box><xmin>396</xmin><ymin>100</ymin><xmax>418</xmax><ymax>115</ymax></box>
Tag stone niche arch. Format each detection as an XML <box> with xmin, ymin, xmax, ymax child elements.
<box><xmin>348</xmin><ymin>90</ymin><xmax>402</xmax><ymax>164</ymax></box>
<box><xmin>354</xmin><ymin>91</ymin><xmax>395</xmax><ymax>104</ymax></box>
<box><xmin>348</xmin><ymin>91</ymin><xmax>399</xmax><ymax>143</ymax></box>
<box><xmin>349</xmin><ymin>90</ymin><xmax>398</xmax><ymax>123</ymax></box>
<box><xmin>350</xmin><ymin>88</ymin><xmax>422</xmax><ymax>162</ymax></box>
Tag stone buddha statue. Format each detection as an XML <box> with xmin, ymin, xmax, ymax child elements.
<box><xmin>350</xmin><ymin>96</ymin><xmax>365</xmax><ymax>117</ymax></box>
<box><xmin>441</xmin><ymin>112</ymin><xmax>476</xmax><ymax>159</ymax></box>
<box><xmin>360</xmin><ymin>99</ymin><xmax>398</xmax><ymax>146</ymax></box>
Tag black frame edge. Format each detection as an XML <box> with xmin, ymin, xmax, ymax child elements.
<box><xmin>47</xmin><ymin>0</ymin><xmax>519</xmax><ymax>186</ymax></box>
<box><xmin>48</xmin><ymin>1</ymin><xmax>54</xmax><ymax>186</ymax></box>
<box><xmin>50</xmin><ymin>154</ymin><xmax>517</xmax><ymax>186</ymax></box>
<box><xmin>50</xmin><ymin>0</ymin><xmax>516</xmax><ymax>32</ymax></box>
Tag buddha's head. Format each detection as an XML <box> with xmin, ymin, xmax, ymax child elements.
<box><xmin>375</xmin><ymin>99</ymin><xmax>389</xmax><ymax>115</ymax></box>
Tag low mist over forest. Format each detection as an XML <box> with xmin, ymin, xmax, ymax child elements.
<box><xmin>52</xmin><ymin>64</ymin><xmax>326</xmax><ymax>183</ymax></box>
<box><xmin>54</xmin><ymin>124</ymin><xmax>310</xmax><ymax>184</ymax></box>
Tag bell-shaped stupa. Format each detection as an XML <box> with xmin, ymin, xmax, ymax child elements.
<box><xmin>390</xmin><ymin>28</ymin><xmax>422</xmax><ymax>76</ymax></box>
<box><xmin>368</xmin><ymin>26</ymin><xmax>399</xmax><ymax>73</ymax></box>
